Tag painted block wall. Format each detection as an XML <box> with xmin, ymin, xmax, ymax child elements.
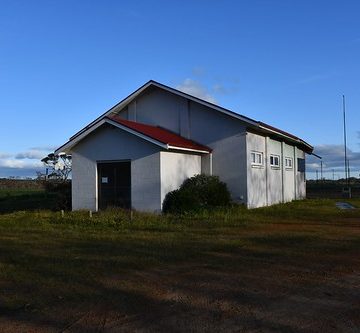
<box><xmin>296</xmin><ymin>148</ymin><xmax>306</xmax><ymax>199</ymax></box>
<box><xmin>267</xmin><ymin>138</ymin><xmax>282</xmax><ymax>205</ymax></box>
<box><xmin>282</xmin><ymin>143</ymin><xmax>296</xmax><ymax>202</ymax></box>
<box><xmin>129</xmin><ymin>89</ymin><xmax>185</xmax><ymax>135</ymax></box>
<box><xmin>247</xmin><ymin>132</ymin><xmax>308</xmax><ymax>208</ymax></box>
<box><xmin>71</xmin><ymin>125</ymin><xmax>162</xmax><ymax>212</ymax></box>
<box><xmin>188</xmin><ymin>102</ymin><xmax>248</xmax><ymax>203</ymax></box>
<box><xmin>113</xmin><ymin>86</ymin><xmax>308</xmax><ymax>208</ymax></box>
<box><xmin>246</xmin><ymin>132</ymin><xmax>267</xmax><ymax>208</ymax></box>
<box><xmin>72</xmin><ymin>150</ymin><xmax>97</xmax><ymax>211</ymax></box>
<box><xmin>160</xmin><ymin>151</ymin><xmax>202</xmax><ymax>208</ymax></box>
<box><xmin>115</xmin><ymin>88</ymin><xmax>248</xmax><ymax>204</ymax></box>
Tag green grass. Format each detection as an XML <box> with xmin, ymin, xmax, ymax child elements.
<box><xmin>0</xmin><ymin>199</ymin><xmax>359</xmax><ymax>330</ymax></box>
<box><xmin>0</xmin><ymin>188</ymin><xmax>58</xmax><ymax>213</ymax></box>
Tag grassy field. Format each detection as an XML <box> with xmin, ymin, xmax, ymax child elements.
<box><xmin>0</xmin><ymin>200</ymin><xmax>359</xmax><ymax>332</ymax></box>
<box><xmin>0</xmin><ymin>189</ymin><xmax>58</xmax><ymax>213</ymax></box>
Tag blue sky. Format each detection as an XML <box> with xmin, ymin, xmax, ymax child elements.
<box><xmin>0</xmin><ymin>0</ymin><xmax>359</xmax><ymax>179</ymax></box>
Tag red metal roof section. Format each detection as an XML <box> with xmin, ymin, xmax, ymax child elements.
<box><xmin>107</xmin><ymin>115</ymin><xmax>212</xmax><ymax>153</ymax></box>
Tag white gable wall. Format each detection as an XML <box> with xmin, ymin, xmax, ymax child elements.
<box><xmin>160</xmin><ymin>151</ymin><xmax>202</xmax><ymax>209</ymax></box>
<box><xmin>115</xmin><ymin>88</ymin><xmax>248</xmax><ymax>204</ymax></box>
<box><xmin>128</xmin><ymin>88</ymin><xmax>185</xmax><ymax>136</ymax></box>
<box><xmin>71</xmin><ymin>125</ymin><xmax>162</xmax><ymax>212</ymax></box>
<box><xmin>189</xmin><ymin>102</ymin><xmax>248</xmax><ymax>203</ymax></box>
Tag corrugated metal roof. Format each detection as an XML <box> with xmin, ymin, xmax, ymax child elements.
<box><xmin>107</xmin><ymin>115</ymin><xmax>212</xmax><ymax>153</ymax></box>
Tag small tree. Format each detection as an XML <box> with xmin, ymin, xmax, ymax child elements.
<box><xmin>162</xmin><ymin>174</ymin><xmax>231</xmax><ymax>214</ymax></box>
<box><xmin>38</xmin><ymin>152</ymin><xmax>72</xmax><ymax>210</ymax></box>
<box><xmin>41</xmin><ymin>152</ymin><xmax>72</xmax><ymax>181</ymax></box>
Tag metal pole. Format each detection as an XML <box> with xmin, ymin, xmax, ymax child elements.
<box><xmin>320</xmin><ymin>160</ymin><xmax>323</xmax><ymax>181</ymax></box>
<box><xmin>343</xmin><ymin>95</ymin><xmax>348</xmax><ymax>184</ymax></box>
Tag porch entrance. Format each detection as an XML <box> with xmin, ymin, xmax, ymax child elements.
<box><xmin>97</xmin><ymin>161</ymin><xmax>131</xmax><ymax>210</ymax></box>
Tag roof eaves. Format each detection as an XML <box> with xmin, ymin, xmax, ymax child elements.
<box><xmin>257</xmin><ymin>123</ymin><xmax>313</xmax><ymax>152</ymax></box>
<box><xmin>167</xmin><ymin>145</ymin><xmax>211</xmax><ymax>154</ymax></box>
<box><xmin>69</xmin><ymin>80</ymin><xmax>154</xmax><ymax>141</ymax></box>
<box><xmin>55</xmin><ymin>119</ymin><xmax>107</xmax><ymax>154</ymax></box>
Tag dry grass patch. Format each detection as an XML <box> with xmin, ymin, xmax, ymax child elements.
<box><xmin>0</xmin><ymin>199</ymin><xmax>359</xmax><ymax>332</ymax></box>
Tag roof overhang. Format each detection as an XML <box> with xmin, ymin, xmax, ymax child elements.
<box><xmin>256</xmin><ymin>123</ymin><xmax>313</xmax><ymax>154</ymax></box>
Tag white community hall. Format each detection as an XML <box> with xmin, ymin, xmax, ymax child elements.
<box><xmin>55</xmin><ymin>80</ymin><xmax>313</xmax><ymax>212</ymax></box>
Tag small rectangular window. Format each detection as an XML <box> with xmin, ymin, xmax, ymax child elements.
<box><xmin>251</xmin><ymin>151</ymin><xmax>263</xmax><ymax>166</ymax></box>
<box><xmin>270</xmin><ymin>154</ymin><xmax>280</xmax><ymax>167</ymax></box>
<box><xmin>285</xmin><ymin>157</ymin><xmax>293</xmax><ymax>169</ymax></box>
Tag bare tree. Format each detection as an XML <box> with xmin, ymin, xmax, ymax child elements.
<box><xmin>40</xmin><ymin>152</ymin><xmax>72</xmax><ymax>181</ymax></box>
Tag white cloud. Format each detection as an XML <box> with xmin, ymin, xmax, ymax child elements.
<box><xmin>212</xmin><ymin>83</ymin><xmax>227</xmax><ymax>94</ymax></box>
<box><xmin>307</xmin><ymin>144</ymin><xmax>360</xmax><ymax>174</ymax></box>
<box><xmin>0</xmin><ymin>147</ymin><xmax>52</xmax><ymax>177</ymax></box>
<box><xmin>30</xmin><ymin>145</ymin><xmax>58</xmax><ymax>151</ymax></box>
<box><xmin>15</xmin><ymin>149</ymin><xmax>47</xmax><ymax>160</ymax></box>
<box><xmin>0</xmin><ymin>158</ymin><xmax>43</xmax><ymax>169</ymax></box>
<box><xmin>0</xmin><ymin>152</ymin><xmax>12</xmax><ymax>159</ymax></box>
<box><xmin>191</xmin><ymin>67</ymin><xmax>205</xmax><ymax>77</ymax></box>
<box><xmin>176</xmin><ymin>78</ymin><xmax>217</xmax><ymax>104</ymax></box>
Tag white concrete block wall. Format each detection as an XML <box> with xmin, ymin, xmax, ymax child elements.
<box><xmin>71</xmin><ymin>125</ymin><xmax>161</xmax><ymax>212</ymax></box>
<box><xmin>296</xmin><ymin>148</ymin><xmax>306</xmax><ymax>199</ymax></box>
<box><xmin>246</xmin><ymin>132</ymin><xmax>308</xmax><ymax>208</ymax></box>
<box><xmin>209</xmin><ymin>134</ymin><xmax>248</xmax><ymax>203</ymax></box>
<box><xmin>132</xmin><ymin>152</ymin><xmax>161</xmax><ymax>212</ymax></box>
<box><xmin>111</xmin><ymin>86</ymin><xmax>309</xmax><ymax>209</ymax></box>
<box><xmin>188</xmin><ymin>102</ymin><xmax>248</xmax><ymax>204</ymax></box>
<box><xmin>71</xmin><ymin>151</ymin><xmax>97</xmax><ymax>211</ymax></box>
<box><xmin>246</xmin><ymin>132</ymin><xmax>267</xmax><ymax>208</ymax></box>
<box><xmin>201</xmin><ymin>153</ymin><xmax>212</xmax><ymax>176</ymax></box>
<box><xmin>115</xmin><ymin>89</ymin><xmax>249</xmax><ymax>204</ymax></box>
<box><xmin>132</xmin><ymin>89</ymin><xmax>183</xmax><ymax>134</ymax></box>
<box><xmin>267</xmin><ymin>138</ymin><xmax>282</xmax><ymax>205</ymax></box>
<box><xmin>160</xmin><ymin>151</ymin><xmax>202</xmax><ymax>208</ymax></box>
<box><xmin>283</xmin><ymin>143</ymin><xmax>296</xmax><ymax>202</ymax></box>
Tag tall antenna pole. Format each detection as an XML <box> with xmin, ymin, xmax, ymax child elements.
<box><xmin>343</xmin><ymin>95</ymin><xmax>348</xmax><ymax>184</ymax></box>
<box><xmin>320</xmin><ymin>160</ymin><xmax>323</xmax><ymax>180</ymax></box>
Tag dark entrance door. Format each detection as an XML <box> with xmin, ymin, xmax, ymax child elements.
<box><xmin>97</xmin><ymin>161</ymin><xmax>131</xmax><ymax>210</ymax></box>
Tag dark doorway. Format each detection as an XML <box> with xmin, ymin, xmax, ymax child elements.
<box><xmin>97</xmin><ymin>161</ymin><xmax>131</xmax><ymax>210</ymax></box>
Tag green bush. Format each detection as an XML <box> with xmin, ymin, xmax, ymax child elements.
<box><xmin>43</xmin><ymin>180</ymin><xmax>71</xmax><ymax>210</ymax></box>
<box><xmin>162</xmin><ymin>174</ymin><xmax>231</xmax><ymax>214</ymax></box>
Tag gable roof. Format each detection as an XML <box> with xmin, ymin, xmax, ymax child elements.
<box><xmin>55</xmin><ymin>115</ymin><xmax>211</xmax><ymax>154</ymax></box>
<box><xmin>62</xmin><ymin>80</ymin><xmax>313</xmax><ymax>153</ymax></box>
